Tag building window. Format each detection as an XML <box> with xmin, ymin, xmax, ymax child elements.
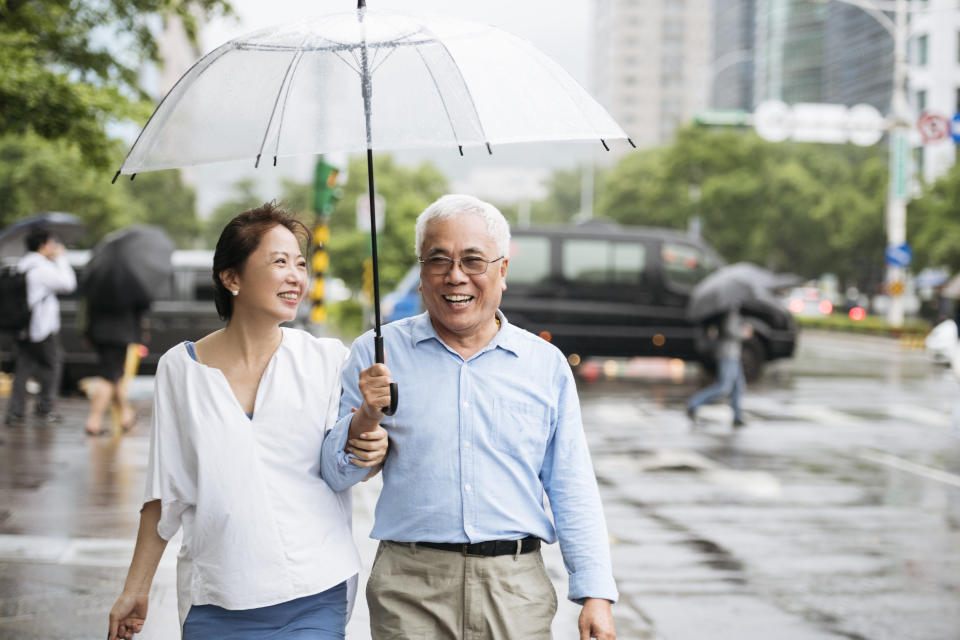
<box><xmin>917</xmin><ymin>89</ymin><xmax>927</xmax><ymax>112</ymax></box>
<box><xmin>917</xmin><ymin>34</ymin><xmax>929</xmax><ymax>66</ymax></box>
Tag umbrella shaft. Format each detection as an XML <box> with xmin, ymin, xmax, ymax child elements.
<box><xmin>367</xmin><ymin>148</ymin><xmax>383</xmax><ymax>339</ymax></box>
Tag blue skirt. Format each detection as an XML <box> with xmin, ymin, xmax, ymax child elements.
<box><xmin>183</xmin><ymin>581</ymin><xmax>348</xmax><ymax>640</ymax></box>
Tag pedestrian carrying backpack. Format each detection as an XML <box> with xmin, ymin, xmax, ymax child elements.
<box><xmin>0</xmin><ymin>265</ymin><xmax>30</xmax><ymax>332</ymax></box>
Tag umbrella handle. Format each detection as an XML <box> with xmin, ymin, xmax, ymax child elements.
<box><xmin>374</xmin><ymin>335</ymin><xmax>399</xmax><ymax>416</ymax></box>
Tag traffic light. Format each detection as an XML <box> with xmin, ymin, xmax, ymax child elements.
<box><xmin>314</xmin><ymin>160</ymin><xmax>341</xmax><ymax>216</ymax></box>
<box><xmin>309</xmin><ymin>158</ymin><xmax>340</xmax><ymax>326</ymax></box>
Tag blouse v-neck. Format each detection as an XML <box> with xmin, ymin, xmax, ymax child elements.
<box><xmin>183</xmin><ymin>332</ymin><xmax>285</xmax><ymax>420</ymax></box>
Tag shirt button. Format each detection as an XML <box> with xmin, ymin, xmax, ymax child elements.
<box><xmin>463</xmin><ymin>401</ymin><xmax>469</xmax><ymax>408</ymax></box>
<box><xmin>465</xmin><ymin>484</ymin><xmax>472</xmax><ymax>492</ymax></box>
<box><xmin>463</xmin><ymin>441</ymin><xmax>471</xmax><ymax>448</ymax></box>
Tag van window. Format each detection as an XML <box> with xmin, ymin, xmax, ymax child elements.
<box><xmin>508</xmin><ymin>236</ymin><xmax>550</xmax><ymax>285</ymax></box>
<box><xmin>562</xmin><ymin>239</ymin><xmax>645</xmax><ymax>284</ymax></box>
<box><xmin>661</xmin><ymin>242</ymin><xmax>713</xmax><ymax>287</ymax></box>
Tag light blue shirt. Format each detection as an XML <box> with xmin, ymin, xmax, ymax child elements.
<box><xmin>320</xmin><ymin>311</ymin><xmax>618</xmax><ymax>604</ymax></box>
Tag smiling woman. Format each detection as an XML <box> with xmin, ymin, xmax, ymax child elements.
<box><xmin>105</xmin><ymin>202</ymin><xmax>394</xmax><ymax>640</ymax></box>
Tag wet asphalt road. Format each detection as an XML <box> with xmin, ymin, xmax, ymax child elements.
<box><xmin>1</xmin><ymin>329</ymin><xmax>958</xmax><ymax>640</ymax></box>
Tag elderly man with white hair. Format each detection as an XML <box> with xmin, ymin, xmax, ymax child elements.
<box><xmin>321</xmin><ymin>194</ymin><xmax>618</xmax><ymax>640</ymax></box>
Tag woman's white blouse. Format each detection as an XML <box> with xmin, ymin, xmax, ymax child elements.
<box><xmin>143</xmin><ymin>328</ymin><xmax>360</xmax><ymax>626</ymax></box>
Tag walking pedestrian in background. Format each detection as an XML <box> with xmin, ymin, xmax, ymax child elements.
<box><xmin>81</xmin><ymin>301</ymin><xmax>145</xmax><ymax>436</ymax></box>
<box><xmin>686</xmin><ymin>307</ymin><xmax>751</xmax><ymax>428</ymax></box>
<box><xmin>107</xmin><ymin>204</ymin><xmax>391</xmax><ymax>640</ymax></box>
<box><xmin>4</xmin><ymin>228</ymin><xmax>76</xmax><ymax>426</ymax></box>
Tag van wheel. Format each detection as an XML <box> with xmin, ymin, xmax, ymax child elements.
<box><xmin>741</xmin><ymin>339</ymin><xmax>765</xmax><ymax>383</ymax></box>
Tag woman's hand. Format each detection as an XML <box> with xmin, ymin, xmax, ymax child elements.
<box><xmin>346</xmin><ymin>423</ymin><xmax>389</xmax><ymax>468</ymax></box>
<box><xmin>108</xmin><ymin>591</ymin><xmax>148</xmax><ymax>640</ymax></box>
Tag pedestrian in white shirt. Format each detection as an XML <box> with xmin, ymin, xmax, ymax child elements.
<box><xmin>106</xmin><ymin>204</ymin><xmax>393</xmax><ymax>640</ymax></box>
<box><xmin>4</xmin><ymin>227</ymin><xmax>76</xmax><ymax>426</ymax></box>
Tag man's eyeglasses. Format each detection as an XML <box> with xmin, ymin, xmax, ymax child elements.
<box><xmin>418</xmin><ymin>255</ymin><xmax>504</xmax><ymax>276</ymax></box>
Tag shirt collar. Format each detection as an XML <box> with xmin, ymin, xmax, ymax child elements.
<box><xmin>410</xmin><ymin>310</ymin><xmax>521</xmax><ymax>358</ymax></box>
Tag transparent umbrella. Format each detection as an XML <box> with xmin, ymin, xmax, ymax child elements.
<box><xmin>114</xmin><ymin>1</ymin><xmax>632</xmax><ymax>413</ymax></box>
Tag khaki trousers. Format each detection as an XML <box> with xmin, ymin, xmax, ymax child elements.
<box><xmin>367</xmin><ymin>540</ymin><xmax>558</xmax><ymax>640</ymax></box>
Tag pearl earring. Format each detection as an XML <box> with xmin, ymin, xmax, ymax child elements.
<box><xmin>232</xmin><ymin>289</ymin><xmax>239</xmax><ymax>296</ymax></box>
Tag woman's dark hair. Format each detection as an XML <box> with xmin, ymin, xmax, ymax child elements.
<box><xmin>212</xmin><ymin>202</ymin><xmax>311</xmax><ymax>321</ymax></box>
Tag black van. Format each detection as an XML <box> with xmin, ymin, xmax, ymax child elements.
<box><xmin>503</xmin><ymin>221</ymin><xmax>796</xmax><ymax>379</ymax></box>
<box><xmin>385</xmin><ymin>221</ymin><xmax>797</xmax><ymax>380</ymax></box>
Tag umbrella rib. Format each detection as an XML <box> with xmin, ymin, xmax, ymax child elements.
<box><xmin>370</xmin><ymin>45</ymin><xmax>400</xmax><ymax>74</ymax></box>
<box><xmin>256</xmin><ymin>49</ymin><xmax>305</xmax><ymax>168</ymax></box>
<box><xmin>271</xmin><ymin>49</ymin><xmax>312</xmax><ymax>165</ymax></box>
<box><xmin>427</xmin><ymin>37</ymin><xmax>491</xmax><ymax>153</ymax></box>
<box><xmin>333</xmin><ymin>49</ymin><xmax>362</xmax><ymax>76</ymax></box>
<box><xmin>413</xmin><ymin>44</ymin><xmax>463</xmax><ymax>150</ymax></box>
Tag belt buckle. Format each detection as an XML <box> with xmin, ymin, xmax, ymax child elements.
<box><xmin>462</xmin><ymin>542</ymin><xmax>488</xmax><ymax>558</ymax></box>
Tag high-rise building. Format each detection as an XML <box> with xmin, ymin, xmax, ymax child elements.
<box><xmin>822</xmin><ymin>3</ymin><xmax>892</xmax><ymax>113</ymax></box>
<box><xmin>591</xmin><ymin>0</ymin><xmax>712</xmax><ymax>148</ymax></box>
<box><xmin>712</xmin><ymin>0</ymin><xmax>756</xmax><ymax>110</ymax></box>
<box><xmin>909</xmin><ymin>0</ymin><xmax>960</xmax><ymax>184</ymax></box>
<box><xmin>753</xmin><ymin>0</ymin><xmax>828</xmax><ymax>104</ymax></box>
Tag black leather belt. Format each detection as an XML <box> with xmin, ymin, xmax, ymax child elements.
<box><xmin>411</xmin><ymin>535</ymin><xmax>541</xmax><ymax>557</ymax></box>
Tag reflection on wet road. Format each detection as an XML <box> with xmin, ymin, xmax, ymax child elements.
<box><xmin>1</xmin><ymin>329</ymin><xmax>958</xmax><ymax>639</ymax></box>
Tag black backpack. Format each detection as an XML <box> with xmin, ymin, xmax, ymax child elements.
<box><xmin>0</xmin><ymin>265</ymin><xmax>30</xmax><ymax>332</ymax></box>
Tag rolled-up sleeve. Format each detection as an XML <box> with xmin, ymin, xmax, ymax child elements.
<box><xmin>143</xmin><ymin>356</ymin><xmax>196</xmax><ymax>540</ymax></box>
<box><xmin>540</xmin><ymin>360</ymin><xmax>619</xmax><ymax>604</ymax></box>
<box><xmin>320</xmin><ymin>336</ymin><xmax>376</xmax><ymax>491</ymax></box>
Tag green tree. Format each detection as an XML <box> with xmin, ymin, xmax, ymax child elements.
<box><xmin>908</xmin><ymin>163</ymin><xmax>960</xmax><ymax>273</ymax></box>
<box><xmin>0</xmin><ymin>0</ymin><xmax>231</xmax><ymax>167</ymax></box>
<box><xmin>0</xmin><ymin>131</ymin><xmax>202</xmax><ymax>247</ymax></box>
<box><xmin>593</xmin><ymin>126</ymin><xmax>886</xmax><ymax>288</ymax></box>
<box><xmin>325</xmin><ymin>155</ymin><xmax>448</xmax><ymax>292</ymax></box>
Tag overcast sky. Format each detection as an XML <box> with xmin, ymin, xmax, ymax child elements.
<box><xmin>186</xmin><ymin>0</ymin><xmax>597</xmax><ymax>214</ymax></box>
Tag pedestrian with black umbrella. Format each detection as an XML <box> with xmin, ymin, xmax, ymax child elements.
<box><xmin>80</xmin><ymin>226</ymin><xmax>170</xmax><ymax>436</ymax></box>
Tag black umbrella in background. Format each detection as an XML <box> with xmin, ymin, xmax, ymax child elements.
<box><xmin>0</xmin><ymin>212</ymin><xmax>85</xmax><ymax>261</ymax></box>
<box><xmin>687</xmin><ymin>263</ymin><xmax>800</xmax><ymax>322</ymax></box>
<box><xmin>81</xmin><ymin>226</ymin><xmax>174</xmax><ymax>311</ymax></box>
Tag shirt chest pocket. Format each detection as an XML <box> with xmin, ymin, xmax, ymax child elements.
<box><xmin>493</xmin><ymin>397</ymin><xmax>550</xmax><ymax>461</ymax></box>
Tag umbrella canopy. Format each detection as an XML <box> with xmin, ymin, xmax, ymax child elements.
<box><xmin>0</xmin><ymin>212</ymin><xmax>85</xmax><ymax>261</ymax></box>
<box><xmin>81</xmin><ymin>226</ymin><xmax>174</xmax><ymax>311</ymax></box>
<box><xmin>114</xmin><ymin>2</ymin><xmax>630</xmax><ymax>415</ymax></box>
<box><xmin>117</xmin><ymin>8</ymin><xmax>629</xmax><ymax>173</ymax></box>
<box><xmin>687</xmin><ymin>262</ymin><xmax>798</xmax><ymax>322</ymax></box>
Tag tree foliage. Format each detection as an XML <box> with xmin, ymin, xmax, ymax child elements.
<box><xmin>908</xmin><ymin>163</ymin><xmax>960</xmax><ymax>274</ymax></box>
<box><xmin>324</xmin><ymin>155</ymin><xmax>448</xmax><ymax>292</ymax></box>
<box><xmin>592</xmin><ymin>126</ymin><xmax>887</xmax><ymax>288</ymax></box>
<box><xmin>0</xmin><ymin>0</ymin><xmax>231</xmax><ymax>167</ymax></box>
<box><xmin>0</xmin><ymin>131</ymin><xmax>200</xmax><ymax>247</ymax></box>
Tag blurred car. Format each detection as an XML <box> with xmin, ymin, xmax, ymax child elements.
<box><xmin>783</xmin><ymin>286</ymin><xmax>835</xmax><ymax>317</ymax></box>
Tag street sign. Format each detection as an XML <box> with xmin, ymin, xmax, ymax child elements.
<box><xmin>754</xmin><ymin>101</ymin><xmax>884</xmax><ymax>146</ymax></box>
<box><xmin>917</xmin><ymin>110</ymin><xmax>951</xmax><ymax>143</ymax></box>
<box><xmin>693</xmin><ymin>110</ymin><xmax>750</xmax><ymax>127</ymax></box>
<box><xmin>884</xmin><ymin>243</ymin><xmax>912</xmax><ymax>268</ymax></box>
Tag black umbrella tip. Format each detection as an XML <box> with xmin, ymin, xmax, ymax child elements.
<box><xmin>358</xmin><ymin>0</ymin><xmax>365</xmax><ymax>8</ymax></box>
<box><xmin>255</xmin><ymin>154</ymin><xmax>261</xmax><ymax>169</ymax></box>
<box><xmin>130</xmin><ymin>173</ymin><xmax>136</xmax><ymax>181</ymax></box>
<box><xmin>458</xmin><ymin>145</ymin><xmax>464</xmax><ymax>157</ymax></box>
<box><xmin>485</xmin><ymin>142</ymin><xmax>492</xmax><ymax>155</ymax></box>
<box><xmin>111</xmin><ymin>170</ymin><xmax>120</xmax><ymax>185</ymax></box>
<box><xmin>601</xmin><ymin>139</ymin><xmax>610</xmax><ymax>151</ymax></box>
<box><xmin>273</xmin><ymin>156</ymin><xmax>277</xmax><ymax>166</ymax></box>
<box><xmin>628</xmin><ymin>138</ymin><xmax>636</xmax><ymax>148</ymax></box>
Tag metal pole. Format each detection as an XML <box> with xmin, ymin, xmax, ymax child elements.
<box><xmin>885</xmin><ymin>0</ymin><xmax>909</xmax><ymax>327</ymax></box>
